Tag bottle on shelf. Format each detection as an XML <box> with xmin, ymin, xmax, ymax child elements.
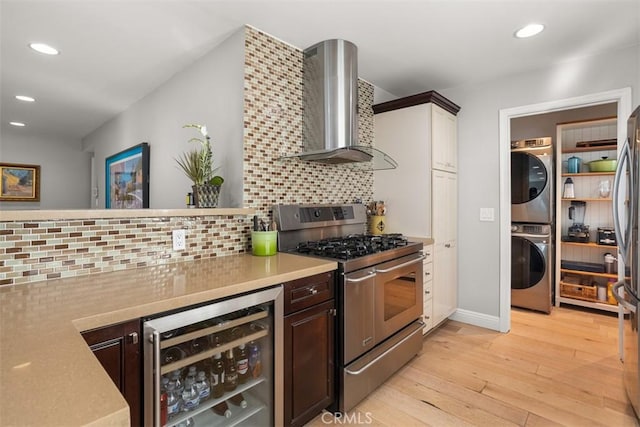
<box><xmin>169</xmin><ymin>370</ymin><xmax>184</xmax><ymax>394</ymax></box>
<box><xmin>195</xmin><ymin>370</ymin><xmax>210</xmax><ymax>401</ymax></box>
<box><xmin>190</xmin><ymin>336</ymin><xmax>209</xmax><ymax>355</ymax></box>
<box><xmin>228</xmin><ymin>392</ymin><xmax>248</xmax><ymax>409</ymax></box>
<box><xmin>181</xmin><ymin>377</ymin><xmax>200</xmax><ymax>412</ymax></box>
<box><xmin>160</xmin><ymin>391</ymin><xmax>168</xmax><ymax>426</ymax></box>
<box><xmin>210</xmin><ymin>352</ymin><xmax>225</xmax><ymax>398</ymax></box>
<box><xmin>165</xmin><ymin>382</ymin><xmax>182</xmax><ymax>419</ymax></box>
<box><xmin>248</xmin><ymin>341</ymin><xmax>262</xmax><ymax>379</ymax></box>
<box><xmin>224</xmin><ymin>349</ymin><xmax>238</xmax><ymax>392</ymax></box>
<box><xmin>212</xmin><ymin>401</ymin><xmax>232</xmax><ymax>418</ymax></box>
<box><xmin>186</xmin><ymin>366</ymin><xmax>197</xmax><ymax>383</ymax></box>
<box><xmin>235</xmin><ymin>343</ymin><xmax>249</xmax><ymax>384</ymax></box>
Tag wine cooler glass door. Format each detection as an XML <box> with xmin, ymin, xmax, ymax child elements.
<box><xmin>143</xmin><ymin>286</ymin><xmax>283</xmax><ymax>427</ymax></box>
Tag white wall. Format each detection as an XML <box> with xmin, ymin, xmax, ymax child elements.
<box><xmin>373</xmin><ymin>85</ymin><xmax>398</xmax><ymax>104</ymax></box>
<box><xmin>0</xmin><ymin>128</ymin><xmax>91</xmax><ymax>209</ymax></box>
<box><xmin>82</xmin><ymin>28</ymin><xmax>245</xmax><ymax>209</ymax></box>
<box><xmin>441</xmin><ymin>45</ymin><xmax>639</xmax><ymax>319</ymax></box>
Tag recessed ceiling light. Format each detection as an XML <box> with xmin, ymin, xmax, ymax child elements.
<box><xmin>10</xmin><ymin>122</ymin><xmax>26</xmax><ymax>127</ymax></box>
<box><xmin>15</xmin><ymin>95</ymin><xmax>35</xmax><ymax>102</ymax></box>
<box><xmin>515</xmin><ymin>24</ymin><xmax>545</xmax><ymax>38</ymax></box>
<box><xmin>29</xmin><ymin>42</ymin><xmax>59</xmax><ymax>55</ymax></box>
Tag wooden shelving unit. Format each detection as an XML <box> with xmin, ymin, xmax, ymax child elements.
<box><xmin>561</xmin><ymin>241</ymin><xmax>617</xmax><ymax>249</ymax></box>
<box><xmin>562</xmin><ymin>143</ymin><xmax>617</xmax><ymax>154</ymax></box>
<box><xmin>555</xmin><ymin>116</ymin><xmax>621</xmax><ymax>312</ymax></box>
<box><xmin>561</xmin><ymin>198</ymin><xmax>612</xmax><ymax>202</ymax></box>
<box><xmin>561</xmin><ymin>172</ymin><xmax>616</xmax><ymax>177</ymax></box>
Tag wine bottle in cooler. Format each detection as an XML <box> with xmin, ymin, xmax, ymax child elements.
<box><xmin>235</xmin><ymin>343</ymin><xmax>249</xmax><ymax>384</ymax></box>
<box><xmin>229</xmin><ymin>392</ymin><xmax>248</xmax><ymax>409</ymax></box>
<box><xmin>212</xmin><ymin>401</ymin><xmax>232</xmax><ymax>418</ymax></box>
<box><xmin>224</xmin><ymin>349</ymin><xmax>238</xmax><ymax>392</ymax></box>
<box><xmin>209</xmin><ymin>352</ymin><xmax>225</xmax><ymax>398</ymax></box>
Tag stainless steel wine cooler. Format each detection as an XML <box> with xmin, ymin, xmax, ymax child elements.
<box><xmin>143</xmin><ymin>286</ymin><xmax>283</xmax><ymax>426</ymax></box>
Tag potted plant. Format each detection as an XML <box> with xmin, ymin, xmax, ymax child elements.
<box><xmin>175</xmin><ymin>123</ymin><xmax>224</xmax><ymax>208</ymax></box>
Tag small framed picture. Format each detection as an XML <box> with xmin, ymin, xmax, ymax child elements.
<box><xmin>0</xmin><ymin>163</ymin><xmax>40</xmax><ymax>202</ymax></box>
<box><xmin>105</xmin><ymin>143</ymin><xmax>150</xmax><ymax>209</ymax></box>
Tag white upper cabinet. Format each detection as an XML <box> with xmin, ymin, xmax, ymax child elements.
<box><xmin>373</xmin><ymin>91</ymin><xmax>461</xmax><ymax>238</ymax></box>
<box><xmin>431</xmin><ymin>104</ymin><xmax>458</xmax><ymax>173</ymax></box>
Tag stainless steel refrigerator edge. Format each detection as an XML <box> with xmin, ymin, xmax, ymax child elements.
<box><xmin>613</xmin><ymin>105</ymin><xmax>640</xmax><ymax>418</ymax></box>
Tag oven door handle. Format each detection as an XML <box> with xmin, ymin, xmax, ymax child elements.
<box><xmin>345</xmin><ymin>321</ymin><xmax>425</xmax><ymax>375</ymax></box>
<box><xmin>375</xmin><ymin>254</ymin><xmax>426</xmax><ymax>273</ymax></box>
<box><xmin>345</xmin><ymin>271</ymin><xmax>376</xmax><ymax>283</ymax></box>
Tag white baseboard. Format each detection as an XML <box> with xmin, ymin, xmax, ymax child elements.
<box><xmin>449</xmin><ymin>308</ymin><xmax>502</xmax><ymax>332</ymax></box>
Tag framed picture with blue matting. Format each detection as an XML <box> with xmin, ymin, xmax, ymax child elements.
<box><xmin>105</xmin><ymin>143</ymin><xmax>149</xmax><ymax>209</ymax></box>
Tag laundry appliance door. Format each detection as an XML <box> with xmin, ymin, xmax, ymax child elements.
<box><xmin>511</xmin><ymin>148</ymin><xmax>553</xmax><ymax>224</ymax></box>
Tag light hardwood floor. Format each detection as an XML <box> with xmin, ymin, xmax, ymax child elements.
<box><xmin>309</xmin><ymin>307</ymin><xmax>639</xmax><ymax>426</ymax></box>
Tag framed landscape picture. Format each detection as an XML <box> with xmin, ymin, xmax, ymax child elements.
<box><xmin>105</xmin><ymin>143</ymin><xmax>149</xmax><ymax>209</ymax></box>
<box><xmin>0</xmin><ymin>163</ymin><xmax>40</xmax><ymax>202</ymax></box>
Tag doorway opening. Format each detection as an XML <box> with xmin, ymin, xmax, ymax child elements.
<box><xmin>498</xmin><ymin>88</ymin><xmax>632</xmax><ymax>332</ymax></box>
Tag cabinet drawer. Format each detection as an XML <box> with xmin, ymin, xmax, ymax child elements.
<box><xmin>423</xmin><ymin>261</ymin><xmax>433</xmax><ymax>285</ymax></box>
<box><xmin>423</xmin><ymin>299</ymin><xmax>433</xmax><ymax>332</ymax></box>
<box><xmin>423</xmin><ymin>279</ymin><xmax>433</xmax><ymax>302</ymax></box>
<box><xmin>284</xmin><ymin>271</ymin><xmax>335</xmax><ymax>315</ymax></box>
<box><xmin>422</xmin><ymin>245</ymin><xmax>434</xmax><ymax>264</ymax></box>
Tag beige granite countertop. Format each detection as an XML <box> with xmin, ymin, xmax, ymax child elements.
<box><xmin>0</xmin><ymin>253</ymin><xmax>337</xmax><ymax>426</ymax></box>
<box><xmin>407</xmin><ymin>236</ymin><xmax>435</xmax><ymax>246</ymax></box>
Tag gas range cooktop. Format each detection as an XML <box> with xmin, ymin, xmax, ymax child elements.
<box><xmin>273</xmin><ymin>203</ymin><xmax>423</xmax><ymax>272</ymax></box>
<box><xmin>295</xmin><ymin>233</ymin><xmax>409</xmax><ymax>260</ymax></box>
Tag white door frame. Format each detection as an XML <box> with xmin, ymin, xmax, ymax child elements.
<box><xmin>498</xmin><ymin>87</ymin><xmax>632</xmax><ymax>332</ymax></box>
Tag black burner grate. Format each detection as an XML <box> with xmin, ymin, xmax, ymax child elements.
<box><xmin>295</xmin><ymin>233</ymin><xmax>408</xmax><ymax>260</ymax></box>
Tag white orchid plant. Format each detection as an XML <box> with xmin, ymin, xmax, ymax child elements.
<box><xmin>175</xmin><ymin>124</ymin><xmax>224</xmax><ymax>186</ymax></box>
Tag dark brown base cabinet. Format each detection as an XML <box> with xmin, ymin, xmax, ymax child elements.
<box><xmin>81</xmin><ymin>319</ymin><xmax>142</xmax><ymax>427</ymax></box>
<box><xmin>284</xmin><ymin>272</ymin><xmax>335</xmax><ymax>427</ymax></box>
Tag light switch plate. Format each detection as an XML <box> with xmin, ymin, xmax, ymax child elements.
<box><xmin>479</xmin><ymin>208</ymin><xmax>495</xmax><ymax>222</ymax></box>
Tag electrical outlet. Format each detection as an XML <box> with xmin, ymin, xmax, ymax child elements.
<box><xmin>172</xmin><ymin>229</ymin><xmax>186</xmax><ymax>251</ymax></box>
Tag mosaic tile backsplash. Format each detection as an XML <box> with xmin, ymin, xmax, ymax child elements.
<box><xmin>243</xmin><ymin>26</ymin><xmax>374</xmax><ymax>218</ymax></box>
<box><xmin>0</xmin><ymin>26</ymin><xmax>376</xmax><ymax>287</ymax></box>
<box><xmin>0</xmin><ymin>216</ymin><xmax>249</xmax><ymax>286</ymax></box>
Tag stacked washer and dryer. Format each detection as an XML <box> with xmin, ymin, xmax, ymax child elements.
<box><xmin>511</xmin><ymin>137</ymin><xmax>554</xmax><ymax>313</ymax></box>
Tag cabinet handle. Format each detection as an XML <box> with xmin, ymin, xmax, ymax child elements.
<box><xmin>425</xmin><ymin>272</ymin><xmax>431</xmax><ymax>276</ymax></box>
<box><xmin>425</xmin><ymin>290</ymin><xmax>430</xmax><ymax>295</ymax></box>
<box><xmin>328</xmin><ymin>308</ymin><xmax>337</xmax><ymax>316</ymax></box>
<box><xmin>128</xmin><ymin>332</ymin><xmax>139</xmax><ymax>345</ymax></box>
<box><xmin>445</xmin><ymin>243</ymin><xmax>451</xmax><ymax>248</ymax></box>
<box><xmin>309</xmin><ymin>287</ymin><xmax>318</xmax><ymax>295</ymax></box>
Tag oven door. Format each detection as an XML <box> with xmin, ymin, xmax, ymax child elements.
<box><xmin>343</xmin><ymin>268</ymin><xmax>377</xmax><ymax>365</ymax></box>
<box><xmin>374</xmin><ymin>253</ymin><xmax>424</xmax><ymax>343</ymax></box>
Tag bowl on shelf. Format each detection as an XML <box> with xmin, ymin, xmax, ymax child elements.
<box><xmin>588</xmin><ymin>157</ymin><xmax>617</xmax><ymax>172</ymax></box>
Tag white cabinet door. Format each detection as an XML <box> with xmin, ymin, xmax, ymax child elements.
<box><xmin>433</xmin><ymin>241</ymin><xmax>457</xmax><ymax>325</ymax></box>
<box><xmin>373</xmin><ymin>104</ymin><xmax>432</xmax><ymax>237</ymax></box>
<box><xmin>432</xmin><ymin>171</ymin><xmax>457</xmax><ymax>243</ymax></box>
<box><xmin>432</xmin><ymin>170</ymin><xmax>457</xmax><ymax>326</ymax></box>
<box><xmin>432</xmin><ymin>104</ymin><xmax>457</xmax><ymax>173</ymax></box>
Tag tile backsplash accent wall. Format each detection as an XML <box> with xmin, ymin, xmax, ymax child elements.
<box><xmin>0</xmin><ymin>216</ymin><xmax>249</xmax><ymax>286</ymax></box>
<box><xmin>0</xmin><ymin>26</ymin><xmax>376</xmax><ymax>287</ymax></box>
<box><xmin>243</xmin><ymin>26</ymin><xmax>374</xmax><ymax>217</ymax></box>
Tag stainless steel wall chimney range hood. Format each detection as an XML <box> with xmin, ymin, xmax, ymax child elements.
<box><xmin>282</xmin><ymin>39</ymin><xmax>397</xmax><ymax>170</ymax></box>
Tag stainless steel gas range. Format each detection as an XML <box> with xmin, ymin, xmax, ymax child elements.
<box><xmin>274</xmin><ymin>203</ymin><xmax>425</xmax><ymax>413</ymax></box>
